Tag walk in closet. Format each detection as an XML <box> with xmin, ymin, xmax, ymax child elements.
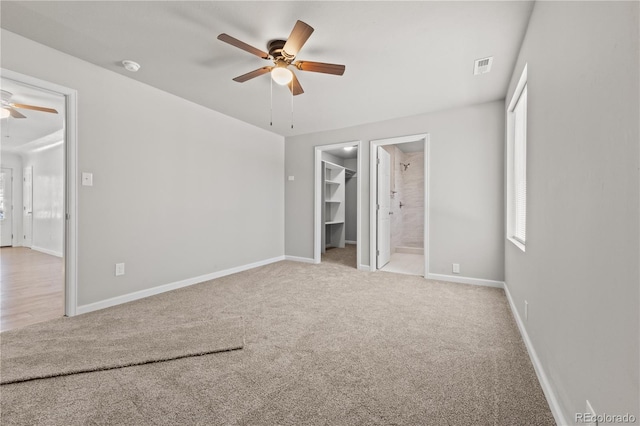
<box><xmin>321</xmin><ymin>161</ymin><xmax>355</xmax><ymax>252</ymax></box>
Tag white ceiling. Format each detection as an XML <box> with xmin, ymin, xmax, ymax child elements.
<box><xmin>0</xmin><ymin>1</ymin><xmax>534</xmax><ymax>138</ymax></box>
<box><xmin>1</xmin><ymin>77</ymin><xmax>65</xmax><ymax>153</ymax></box>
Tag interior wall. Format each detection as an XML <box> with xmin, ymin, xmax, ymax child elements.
<box><xmin>344</xmin><ymin>157</ymin><xmax>357</xmax><ymax>243</ymax></box>
<box><xmin>286</xmin><ymin>100</ymin><xmax>505</xmax><ymax>280</ymax></box>
<box><xmin>504</xmin><ymin>1</ymin><xmax>639</xmax><ymax>422</ymax></box>
<box><xmin>1</xmin><ymin>29</ymin><xmax>285</xmax><ymax>307</ymax></box>
<box><xmin>24</xmin><ymin>143</ymin><xmax>64</xmax><ymax>256</ymax></box>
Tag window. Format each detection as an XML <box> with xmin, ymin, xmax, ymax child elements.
<box><xmin>507</xmin><ymin>65</ymin><xmax>527</xmax><ymax>251</ymax></box>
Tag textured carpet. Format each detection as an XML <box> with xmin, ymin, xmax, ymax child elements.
<box><xmin>0</xmin><ymin>250</ymin><xmax>554</xmax><ymax>425</ymax></box>
<box><xmin>1</xmin><ymin>317</ymin><xmax>244</xmax><ymax>384</ymax></box>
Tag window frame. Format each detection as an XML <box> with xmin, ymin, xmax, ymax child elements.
<box><xmin>506</xmin><ymin>64</ymin><xmax>528</xmax><ymax>252</ymax></box>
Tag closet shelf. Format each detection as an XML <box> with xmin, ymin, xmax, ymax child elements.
<box><xmin>325</xmin><ymin>179</ymin><xmax>341</xmax><ymax>185</ymax></box>
<box><xmin>325</xmin><ymin>220</ymin><xmax>344</xmax><ymax>225</ymax></box>
<box><xmin>325</xmin><ymin>199</ymin><xmax>341</xmax><ymax>203</ymax></box>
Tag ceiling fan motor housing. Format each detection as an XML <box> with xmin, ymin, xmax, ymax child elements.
<box><xmin>268</xmin><ymin>40</ymin><xmax>290</xmax><ymax>62</ymax></box>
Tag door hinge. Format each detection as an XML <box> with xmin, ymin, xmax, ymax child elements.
<box><xmin>377</xmin><ymin>158</ymin><xmax>380</xmax><ymax>165</ymax></box>
<box><xmin>376</xmin><ymin>250</ymin><xmax>380</xmax><ymax>256</ymax></box>
<box><xmin>376</xmin><ymin>204</ymin><xmax>380</xmax><ymax>210</ymax></box>
<box><xmin>66</xmin><ymin>213</ymin><xmax>70</xmax><ymax>220</ymax></box>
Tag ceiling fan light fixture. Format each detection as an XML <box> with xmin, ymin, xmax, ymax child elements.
<box><xmin>1</xmin><ymin>108</ymin><xmax>10</xmax><ymax>119</ymax></box>
<box><xmin>271</xmin><ymin>66</ymin><xmax>293</xmax><ymax>86</ymax></box>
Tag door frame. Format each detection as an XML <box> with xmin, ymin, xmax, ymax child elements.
<box><xmin>314</xmin><ymin>140</ymin><xmax>363</xmax><ymax>268</ymax></box>
<box><xmin>369</xmin><ymin>133</ymin><xmax>430</xmax><ymax>277</ymax></box>
<box><xmin>2</xmin><ymin>68</ymin><xmax>79</xmax><ymax>317</ymax></box>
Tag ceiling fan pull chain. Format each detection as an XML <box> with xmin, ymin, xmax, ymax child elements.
<box><xmin>290</xmin><ymin>80</ymin><xmax>294</xmax><ymax>129</ymax></box>
<box><xmin>270</xmin><ymin>77</ymin><xmax>273</xmax><ymax>126</ymax></box>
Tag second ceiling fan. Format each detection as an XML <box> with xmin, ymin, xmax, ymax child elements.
<box><xmin>218</xmin><ymin>20</ymin><xmax>345</xmax><ymax>95</ymax></box>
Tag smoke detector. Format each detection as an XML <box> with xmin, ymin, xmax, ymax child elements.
<box><xmin>473</xmin><ymin>57</ymin><xmax>493</xmax><ymax>75</ymax></box>
<box><xmin>122</xmin><ymin>60</ymin><xmax>141</xmax><ymax>72</ymax></box>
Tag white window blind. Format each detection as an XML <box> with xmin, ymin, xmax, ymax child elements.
<box><xmin>512</xmin><ymin>85</ymin><xmax>527</xmax><ymax>244</ymax></box>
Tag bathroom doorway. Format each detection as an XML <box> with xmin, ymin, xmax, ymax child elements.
<box><xmin>370</xmin><ymin>134</ymin><xmax>429</xmax><ymax>276</ymax></box>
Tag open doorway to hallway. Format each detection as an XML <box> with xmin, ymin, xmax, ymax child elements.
<box><xmin>1</xmin><ymin>76</ymin><xmax>66</xmax><ymax>331</ymax></box>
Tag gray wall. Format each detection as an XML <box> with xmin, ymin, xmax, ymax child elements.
<box><xmin>344</xmin><ymin>157</ymin><xmax>357</xmax><ymax>242</ymax></box>
<box><xmin>504</xmin><ymin>1</ymin><xmax>639</xmax><ymax>422</ymax></box>
<box><xmin>1</xmin><ymin>29</ymin><xmax>285</xmax><ymax>307</ymax></box>
<box><xmin>285</xmin><ymin>100</ymin><xmax>505</xmax><ymax>280</ymax></box>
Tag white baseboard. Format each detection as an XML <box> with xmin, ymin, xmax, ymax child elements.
<box><xmin>427</xmin><ymin>273</ymin><xmax>504</xmax><ymax>289</ymax></box>
<box><xmin>503</xmin><ymin>283</ymin><xmax>568</xmax><ymax>426</ymax></box>
<box><xmin>31</xmin><ymin>245</ymin><xmax>63</xmax><ymax>258</ymax></box>
<box><xmin>76</xmin><ymin>255</ymin><xmax>285</xmax><ymax>315</ymax></box>
<box><xmin>358</xmin><ymin>264</ymin><xmax>370</xmax><ymax>271</ymax></box>
<box><xmin>284</xmin><ymin>255</ymin><xmax>317</xmax><ymax>264</ymax></box>
<box><xmin>345</xmin><ymin>240</ymin><xmax>357</xmax><ymax>245</ymax></box>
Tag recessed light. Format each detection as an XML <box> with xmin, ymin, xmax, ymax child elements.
<box><xmin>122</xmin><ymin>60</ymin><xmax>141</xmax><ymax>72</ymax></box>
<box><xmin>344</xmin><ymin>146</ymin><xmax>354</xmax><ymax>152</ymax></box>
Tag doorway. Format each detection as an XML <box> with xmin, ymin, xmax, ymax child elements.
<box><xmin>314</xmin><ymin>141</ymin><xmax>362</xmax><ymax>269</ymax></box>
<box><xmin>370</xmin><ymin>134</ymin><xmax>430</xmax><ymax>277</ymax></box>
<box><xmin>0</xmin><ymin>69</ymin><xmax>78</xmax><ymax>329</ymax></box>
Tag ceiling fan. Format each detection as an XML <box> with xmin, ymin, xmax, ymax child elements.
<box><xmin>1</xmin><ymin>90</ymin><xmax>58</xmax><ymax>119</ymax></box>
<box><xmin>218</xmin><ymin>20</ymin><xmax>346</xmax><ymax>96</ymax></box>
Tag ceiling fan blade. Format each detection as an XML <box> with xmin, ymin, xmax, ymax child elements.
<box><xmin>282</xmin><ymin>20</ymin><xmax>314</xmax><ymax>60</ymax></box>
<box><xmin>11</xmin><ymin>103</ymin><xmax>58</xmax><ymax>114</ymax></box>
<box><xmin>217</xmin><ymin>33</ymin><xmax>270</xmax><ymax>60</ymax></box>
<box><xmin>294</xmin><ymin>61</ymin><xmax>345</xmax><ymax>76</ymax></box>
<box><xmin>288</xmin><ymin>72</ymin><xmax>304</xmax><ymax>96</ymax></box>
<box><xmin>233</xmin><ymin>67</ymin><xmax>272</xmax><ymax>83</ymax></box>
<box><xmin>8</xmin><ymin>108</ymin><xmax>26</xmax><ymax>119</ymax></box>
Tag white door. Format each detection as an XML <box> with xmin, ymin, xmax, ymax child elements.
<box><xmin>23</xmin><ymin>166</ymin><xmax>33</xmax><ymax>247</ymax></box>
<box><xmin>377</xmin><ymin>147</ymin><xmax>391</xmax><ymax>268</ymax></box>
<box><xmin>0</xmin><ymin>168</ymin><xmax>13</xmax><ymax>247</ymax></box>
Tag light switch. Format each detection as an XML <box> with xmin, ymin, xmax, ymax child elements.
<box><xmin>288</xmin><ymin>176</ymin><xmax>295</xmax><ymax>181</ymax></box>
<box><xmin>82</xmin><ymin>172</ymin><xmax>93</xmax><ymax>186</ymax></box>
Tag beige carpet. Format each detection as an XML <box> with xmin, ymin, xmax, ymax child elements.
<box><xmin>0</xmin><ymin>250</ymin><xmax>554</xmax><ymax>425</ymax></box>
<box><xmin>1</xmin><ymin>317</ymin><xmax>244</xmax><ymax>384</ymax></box>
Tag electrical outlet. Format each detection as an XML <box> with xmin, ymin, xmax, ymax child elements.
<box><xmin>452</xmin><ymin>263</ymin><xmax>460</xmax><ymax>274</ymax></box>
<box><xmin>115</xmin><ymin>263</ymin><xmax>125</xmax><ymax>276</ymax></box>
<box><xmin>525</xmin><ymin>300</ymin><xmax>529</xmax><ymax>321</ymax></box>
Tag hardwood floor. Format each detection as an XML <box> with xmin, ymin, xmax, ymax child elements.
<box><xmin>1</xmin><ymin>247</ymin><xmax>64</xmax><ymax>332</ymax></box>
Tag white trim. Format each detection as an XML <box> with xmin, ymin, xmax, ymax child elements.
<box><xmin>1</xmin><ymin>69</ymin><xmax>78</xmax><ymax>317</ymax></box>
<box><xmin>77</xmin><ymin>256</ymin><xmax>285</xmax><ymax>315</ymax></box>
<box><xmin>284</xmin><ymin>255</ymin><xmax>316</xmax><ymax>264</ymax></box>
<box><xmin>313</xmin><ymin>140</ymin><xmax>362</xmax><ymax>267</ymax></box>
<box><xmin>370</xmin><ymin>134</ymin><xmax>430</xmax><ymax>277</ymax></box>
<box><xmin>345</xmin><ymin>240</ymin><xmax>357</xmax><ymax>245</ymax></box>
<box><xmin>503</xmin><ymin>282</ymin><xmax>568</xmax><ymax>426</ymax></box>
<box><xmin>427</xmin><ymin>273</ymin><xmax>504</xmax><ymax>289</ymax></box>
<box><xmin>506</xmin><ymin>64</ymin><xmax>528</xmax><ymax>253</ymax></box>
<box><xmin>357</xmin><ymin>264</ymin><xmax>369</xmax><ymax>271</ymax></box>
<box><xmin>31</xmin><ymin>246</ymin><xmax>63</xmax><ymax>258</ymax></box>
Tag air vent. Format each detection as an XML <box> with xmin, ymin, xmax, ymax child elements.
<box><xmin>474</xmin><ymin>57</ymin><xmax>493</xmax><ymax>75</ymax></box>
